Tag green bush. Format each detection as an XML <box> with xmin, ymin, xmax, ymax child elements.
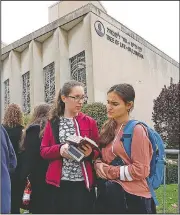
<box><xmin>166</xmin><ymin>163</ymin><xmax>178</xmax><ymax>184</ymax></box>
<box><xmin>82</xmin><ymin>102</ymin><xmax>107</xmax><ymax>131</ymax></box>
<box><xmin>23</xmin><ymin>114</ymin><xmax>31</xmax><ymax>127</ymax></box>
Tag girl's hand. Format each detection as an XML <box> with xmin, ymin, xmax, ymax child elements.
<box><xmin>60</xmin><ymin>143</ymin><xmax>73</xmax><ymax>159</ymax></box>
<box><xmin>96</xmin><ymin>162</ymin><xmax>109</xmax><ymax>179</ymax></box>
<box><xmin>78</xmin><ymin>144</ymin><xmax>92</xmax><ymax>157</ymax></box>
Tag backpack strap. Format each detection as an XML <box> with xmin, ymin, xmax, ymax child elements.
<box><xmin>153</xmin><ymin>131</ymin><xmax>165</xmax><ymax>158</ymax></box>
<box><xmin>146</xmin><ymin>178</ymin><xmax>159</xmax><ymax>205</ymax></box>
<box><xmin>121</xmin><ymin>120</ymin><xmax>140</xmax><ymax>157</ymax></box>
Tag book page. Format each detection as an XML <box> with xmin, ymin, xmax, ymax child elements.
<box><xmin>66</xmin><ymin>135</ymin><xmax>98</xmax><ymax>148</ymax></box>
<box><xmin>66</xmin><ymin>135</ymin><xmax>83</xmax><ymax>145</ymax></box>
<box><xmin>83</xmin><ymin>136</ymin><xmax>98</xmax><ymax>148</ymax></box>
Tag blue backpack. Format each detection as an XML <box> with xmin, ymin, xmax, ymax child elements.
<box><xmin>121</xmin><ymin>120</ymin><xmax>166</xmax><ymax>205</ymax></box>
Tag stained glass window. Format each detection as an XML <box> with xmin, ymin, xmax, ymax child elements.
<box><xmin>69</xmin><ymin>51</ymin><xmax>87</xmax><ymax>96</ymax></box>
<box><xmin>22</xmin><ymin>71</ymin><xmax>30</xmax><ymax>114</ymax></box>
<box><xmin>4</xmin><ymin>79</ymin><xmax>10</xmax><ymax>109</ymax></box>
<box><xmin>43</xmin><ymin>62</ymin><xmax>55</xmax><ymax>104</ymax></box>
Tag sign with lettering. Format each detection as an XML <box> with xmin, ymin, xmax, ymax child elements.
<box><xmin>94</xmin><ymin>21</ymin><xmax>144</xmax><ymax>59</ymax></box>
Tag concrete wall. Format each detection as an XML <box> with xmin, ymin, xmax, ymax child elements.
<box><xmin>1</xmin><ymin>57</ymin><xmax>10</xmax><ymax>84</ymax></box>
<box><xmin>21</xmin><ymin>47</ymin><xmax>29</xmax><ymax>75</ymax></box>
<box><xmin>68</xmin><ymin>21</ymin><xmax>85</xmax><ymax>58</ymax></box>
<box><xmin>48</xmin><ymin>2</ymin><xmax>59</xmax><ymax>23</ymax></box>
<box><xmin>1</xmin><ymin>6</ymin><xmax>179</xmax><ymax>124</ymax></box>
<box><xmin>90</xmin><ymin>13</ymin><xmax>179</xmax><ymax>126</ymax></box>
<box><xmin>68</xmin><ymin>14</ymin><xmax>94</xmax><ymax>102</ymax></box>
<box><xmin>1</xmin><ymin>50</ymin><xmax>22</xmax><ymax>115</ymax></box>
<box><xmin>1</xmin><ymin>19</ymin><xmax>89</xmax><ymax>116</ymax></box>
<box><xmin>1</xmin><ymin>56</ymin><xmax>11</xmax><ymax>115</ymax></box>
<box><xmin>31</xmin><ymin>41</ymin><xmax>44</xmax><ymax>106</ymax></box>
<box><xmin>11</xmin><ymin>51</ymin><xmax>22</xmax><ymax>106</ymax></box>
<box><xmin>42</xmin><ymin>36</ymin><xmax>54</xmax><ymax>68</ymax></box>
<box><xmin>1</xmin><ymin>34</ymin><xmax>57</xmax><ymax>115</ymax></box>
<box><xmin>1</xmin><ymin>42</ymin><xmax>8</xmax><ymax>48</ymax></box>
<box><xmin>48</xmin><ymin>1</ymin><xmax>106</xmax><ymax>23</ymax></box>
<box><xmin>58</xmin><ymin>28</ymin><xmax>70</xmax><ymax>89</ymax></box>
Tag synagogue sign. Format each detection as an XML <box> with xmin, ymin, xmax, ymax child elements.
<box><xmin>94</xmin><ymin>21</ymin><xmax>144</xmax><ymax>59</ymax></box>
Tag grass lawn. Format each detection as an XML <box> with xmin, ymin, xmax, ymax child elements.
<box><xmin>156</xmin><ymin>184</ymin><xmax>178</xmax><ymax>214</ymax></box>
<box><xmin>20</xmin><ymin>184</ymin><xmax>178</xmax><ymax>214</ymax></box>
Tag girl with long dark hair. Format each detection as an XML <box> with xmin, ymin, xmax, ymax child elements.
<box><xmin>20</xmin><ymin>103</ymin><xmax>51</xmax><ymax>213</ymax></box>
<box><xmin>94</xmin><ymin>84</ymin><xmax>156</xmax><ymax>214</ymax></box>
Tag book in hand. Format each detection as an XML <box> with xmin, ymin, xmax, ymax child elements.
<box><xmin>67</xmin><ymin>145</ymin><xmax>85</xmax><ymax>162</ymax></box>
<box><xmin>66</xmin><ymin>135</ymin><xmax>98</xmax><ymax>162</ymax></box>
<box><xmin>66</xmin><ymin>135</ymin><xmax>99</xmax><ymax>149</ymax></box>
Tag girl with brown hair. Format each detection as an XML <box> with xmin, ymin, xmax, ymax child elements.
<box><xmin>2</xmin><ymin>103</ymin><xmax>24</xmax><ymax>214</ymax></box>
<box><xmin>94</xmin><ymin>83</ymin><xmax>156</xmax><ymax>214</ymax></box>
<box><xmin>3</xmin><ymin>103</ymin><xmax>23</xmax><ymax>156</ymax></box>
<box><xmin>40</xmin><ymin>80</ymin><xmax>100</xmax><ymax>214</ymax></box>
<box><xmin>20</xmin><ymin>103</ymin><xmax>51</xmax><ymax>214</ymax></box>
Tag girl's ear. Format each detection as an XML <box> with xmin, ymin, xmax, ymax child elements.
<box><xmin>61</xmin><ymin>95</ymin><xmax>66</xmax><ymax>103</ymax></box>
<box><xmin>126</xmin><ymin>101</ymin><xmax>134</xmax><ymax>112</ymax></box>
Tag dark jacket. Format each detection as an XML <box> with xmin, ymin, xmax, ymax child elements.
<box><xmin>40</xmin><ymin>112</ymin><xmax>100</xmax><ymax>190</ymax></box>
<box><xmin>3</xmin><ymin>124</ymin><xmax>23</xmax><ymax>157</ymax></box>
<box><xmin>1</xmin><ymin>125</ymin><xmax>17</xmax><ymax>214</ymax></box>
<box><xmin>3</xmin><ymin>124</ymin><xmax>24</xmax><ymax>214</ymax></box>
<box><xmin>3</xmin><ymin>125</ymin><xmax>24</xmax><ymax>183</ymax></box>
<box><xmin>20</xmin><ymin>124</ymin><xmax>49</xmax><ymax>213</ymax></box>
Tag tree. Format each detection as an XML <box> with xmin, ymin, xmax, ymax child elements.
<box><xmin>152</xmin><ymin>78</ymin><xmax>179</xmax><ymax>149</ymax></box>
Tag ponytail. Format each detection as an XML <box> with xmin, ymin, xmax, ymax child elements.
<box><xmin>99</xmin><ymin>119</ymin><xmax>117</xmax><ymax>147</ymax></box>
<box><xmin>49</xmin><ymin>90</ymin><xmax>65</xmax><ymax>120</ymax></box>
<box><xmin>58</xmin><ymin>91</ymin><xmax>65</xmax><ymax>116</ymax></box>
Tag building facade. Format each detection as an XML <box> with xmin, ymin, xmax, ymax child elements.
<box><xmin>1</xmin><ymin>1</ymin><xmax>179</xmax><ymax>126</ymax></box>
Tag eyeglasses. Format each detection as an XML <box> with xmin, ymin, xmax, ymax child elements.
<box><xmin>68</xmin><ymin>95</ymin><xmax>88</xmax><ymax>102</ymax></box>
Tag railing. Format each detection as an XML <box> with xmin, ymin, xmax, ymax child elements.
<box><xmin>163</xmin><ymin>149</ymin><xmax>179</xmax><ymax>214</ymax></box>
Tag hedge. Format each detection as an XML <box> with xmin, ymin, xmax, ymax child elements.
<box><xmin>82</xmin><ymin>102</ymin><xmax>107</xmax><ymax>131</ymax></box>
<box><xmin>23</xmin><ymin>114</ymin><xmax>31</xmax><ymax>127</ymax></box>
<box><xmin>165</xmin><ymin>162</ymin><xmax>178</xmax><ymax>184</ymax></box>
<box><xmin>23</xmin><ymin>102</ymin><xmax>108</xmax><ymax>131</ymax></box>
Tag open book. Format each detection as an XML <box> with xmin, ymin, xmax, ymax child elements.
<box><xmin>66</xmin><ymin>135</ymin><xmax>99</xmax><ymax>149</ymax></box>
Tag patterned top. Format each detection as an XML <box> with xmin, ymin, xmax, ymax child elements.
<box><xmin>59</xmin><ymin>117</ymin><xmax>84</xmax><ymax>181</ymax></box>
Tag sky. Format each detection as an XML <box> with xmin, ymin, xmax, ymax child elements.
<box><xmin>1</xmin><ymin>1</ymin><xmax>179</xmax><ymax>62</ymax></box>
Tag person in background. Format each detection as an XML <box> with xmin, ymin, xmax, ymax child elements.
<box><xmin>1</xmin><ymin>124</ymin><xmax>17</xmax><ymax>214</ymax></box>
<box><xmin>94</xmin><ymin>83</ymin><xmax>156</xmax><ymax>214</ymax></box>
<box><xmin>2</xmin><ymin>103</ymin><xmax>24</xmax><ymax>214</ymax></box>
<box><xmin>40</xmin><ymin>80</ymin><xmax>100</xmax><ymax>214</ymax></box>
<box><xmin>20</xmin><ymin>103</ymin><xmax>51</xmax><ymax>214</ymax></box>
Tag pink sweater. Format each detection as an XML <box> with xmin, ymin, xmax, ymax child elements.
<box><xmin>94</xmin><ymin>124</ymin><xmax>153</xmax><ymax>198</ymax></box>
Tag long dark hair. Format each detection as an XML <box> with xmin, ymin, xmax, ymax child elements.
<box><xmin>20</xmin><ymin>103</ymin><xmax>51</xmax><ymax>150</ymax></box>
<box><xmin>99</xmin><ymin>83</ymin><xmax>135</xmax><ymax>147</ymax></box>
<box><xmin>49</xmin><ymin>80</ymin><xmax>84</xmax><ymax>120</ymax></box>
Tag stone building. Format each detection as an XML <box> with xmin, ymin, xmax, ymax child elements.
<box><xmin>1</xmin><ymin>1</ymin><xmax>179</xmax><ymax>126</ymax></box>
